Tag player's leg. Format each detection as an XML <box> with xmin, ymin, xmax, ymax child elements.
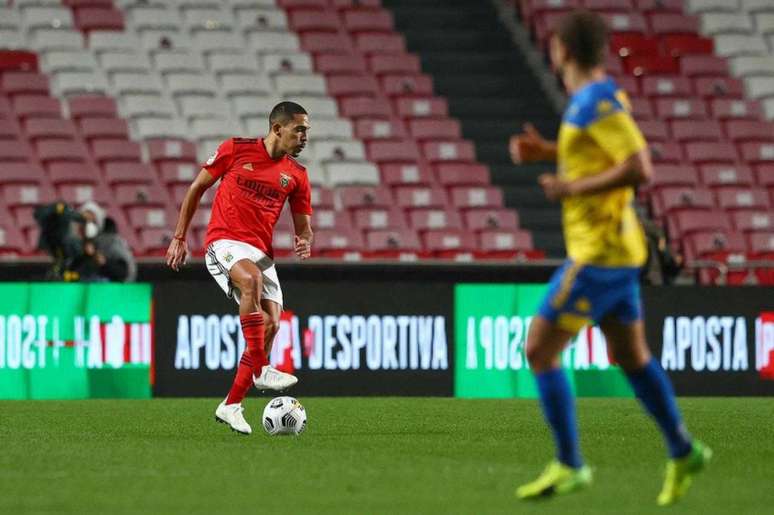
<box><xmin>601</xmin><ymin>317</ymin><xmax>711</xmax><ymax>505</ymax></box>
<box><xmin>261</xmin><ymin>299</ymin><xmax>281</xmax><ymax>355</ymax></box>
<box><xmin>517</xmin><ymin>262</ymin><xmax>592</xmax><ymax>499</ymax></box>
<box><xmin>229</xmin><ymin>258</ymin><xmax>270</xmax><ymax>373</ymax></box>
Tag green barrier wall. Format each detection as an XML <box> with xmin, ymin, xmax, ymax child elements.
<box><xmin>454</xmin><ymin>284</ymin><xmax>632</xmax><ymax>399</ymax></box>
<box><xmin>0</xmin><ymin>283</ymin><xmax>152</xmax><ymax>399</ymax></box>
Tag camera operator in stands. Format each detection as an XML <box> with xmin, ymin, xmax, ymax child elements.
<box><xmin>34</xmin><ymin>201</ymin><xmax>136</xmax><ymax>282</ymax></box>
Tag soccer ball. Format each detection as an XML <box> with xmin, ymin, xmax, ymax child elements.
<box><xmin>262</xmin><ymin>396</ymin><xmax>307</xmax><ymax>436</ymax></box>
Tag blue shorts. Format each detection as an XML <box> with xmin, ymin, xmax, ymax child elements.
<box><xmin>537</xmin><ymin>261</ymin><xmax>642</xmax><ymax>333</ymax></box>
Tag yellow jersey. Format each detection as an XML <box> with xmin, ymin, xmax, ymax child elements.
<box><xmin>557</xmin><ymin>77</ymin><xmax>648</xmax><ymax>267</ymax></box>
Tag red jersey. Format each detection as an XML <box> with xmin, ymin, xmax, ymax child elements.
<box><xmin>203</xmin><ymin>138</ymin><xmax>312</xmax><ymax>258</ymax></box>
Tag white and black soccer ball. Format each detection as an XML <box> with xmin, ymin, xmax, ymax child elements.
<box><xmin>262</xmin><ymin>396</ymin><xmax>307</xmax><ymax>436</ymax></box>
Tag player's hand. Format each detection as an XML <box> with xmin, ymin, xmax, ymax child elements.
<box><xmin>166</xmin><ymin>237</ymin><xmax>188</xmax><ymax>271</ymax></box>
<box><xmin>510</xmin><ymin>123</ymin><xmax>550</xmax><ymax>164</ymax></box>
<box><xmin>539</xmin><ymin>173</ymin><xmax>571</xmax><ymax>201</ymax></box>
<box><xmin>294</xmin><ymin>235</ymin><xmax>311</xmax><ymax>260</ymax></box>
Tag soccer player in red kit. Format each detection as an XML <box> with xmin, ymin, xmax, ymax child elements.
<box><xmin>166</xmin><ymin>102</ymin><xmax>313</xmax><ymax>435</ymax></box>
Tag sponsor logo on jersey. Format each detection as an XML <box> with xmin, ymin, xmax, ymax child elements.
<box><xmin>279</xmin><ymin>173</ymin><xmax>291</xmax><ymax>189</ymax></box>
<box><xmin>206</xmin><ymin>150</ymin><xmax>218</xmax><ymax>165</ymax></box>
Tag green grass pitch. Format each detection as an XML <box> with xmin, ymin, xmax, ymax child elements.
<box><xmin>1</xmin><ymin>397</ymin><xmax>772</xmax><ymax>514</ymax></box>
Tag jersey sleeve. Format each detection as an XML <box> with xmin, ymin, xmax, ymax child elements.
<box><xmin>289</xmin><ymin>171</ymin><xmax>313</xmax><ymax>215</ymax></box>
<box><xmin>586</xmin><ymin>101</ymin><xmax>647</xmax><ymax>165</ymax></box>
<box><xmin>202</xmin><ymin>138</ymin><xmax>235</xmax><ymax>180</ymax></box>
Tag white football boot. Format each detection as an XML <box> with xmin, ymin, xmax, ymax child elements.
<box><xmin>253</xmin><ymin>365</ymin><xmax>298</xmax><ymax>391</ymax></box>
<box><xmin>214</xmin><ymin>400</ymin><xmax>252</xmax><ymax>435</ymax></box>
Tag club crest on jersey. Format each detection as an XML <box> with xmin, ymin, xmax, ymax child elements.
<box><xmin>243</xmin><ymin>163</ymin><xmax>253</xmax><ymax>171</ymax></box>
<box><xmin>279</xmin><ymin>173</ymin><xmax>291</xmax><ymax>189</ymax></box>
<box><xmin>223</xmin><ymin>252</ymin><xmax>233</xmax><ymax>263</ymax></box>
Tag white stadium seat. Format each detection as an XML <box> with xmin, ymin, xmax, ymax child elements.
<box><xmin>247</xmin><ymin>30</ymin><xmax>299</xmax><ymax>53</ymax></box>
<box><xmin>112</xmin><ymin>72</ymin><xmax>165</xmax><ymax>96</ymax></box>
<box><xmin>22</xmin><ymin>6</ymin><xmax>74</xmax><ymax>31</ymax></box>
<box><xmin>179</xmin><ymin>96</ymin><xmax>231</xmax><ymax>121</ymax></box>
<box><xmin>730</xmin><ymin>55</ymin><xmax>774</xmax><ymax>77</ymax></box>
<box><xmin>325</xmin><ymin>162</ymin><xmax>380</xmax><ymax>187</ymax></box>
<box><xmin>701</xmin><ymin>13</ymin><xmax>755</xmax><ymax>35</ymax></box>
<box><xmin>235</xmin><ymin>8</ymin><xmax>288</xmax><ymax>31</ymax></box>
<box><xmin>0</xmin><ymin>28</ymin><xmax>25</xmax><ymax>50</ymax></box>
<box><xmin>192</xmin><ymin>30</ymin><xmax>244</xmax><ymax>54</ymax></box>
<box><xmin>183</xmin><ymin>7</ymin><xmax>235</xmax><ymax>31</ymax></box>
<box><xmin>231</xmin><ymin>95</ymin><xmax>277</xmax><ymax>120</ymax></box>
<box><xmin>28</xmin><ymin>29</ymin><xmax>84</xmax><ymax>51</ymax></box>
<box><xmin>121</xmin><ymin>93</ymin><xmax>178</xmax><ymax>119</ymax></box>
<box><xmin>99</xmin><ymin>51</ymin><xmax>153</xmax><ymax>74</ymax></box>
<box><xmin>89</xmin><ymin>32</ymin><xmax>143</xmax><ymax>53</ymax></box>
<box><xmin>0</xmin><ymin>8</ymin><xmax>23</xmax><ymax>30</ymax></box>
<box><xmin>154</xmin><ymin>51</ymin><xmax>207</xmax><ymax>75</ymax></box>
<box><xmin>714</xmin><ymin>34</ymin><xmax>768</xmax><ymax>57</ymax></box>
<box><xmin>310</xmin><ymin>119</ymin><xmax>354</xmax><ymax>140</ymax></box>
<box><xmin>275</xmin><ymin>73</ymin><xmax>327</xmax><ymax>97</ymax></box>
<box><xmin>165</xmin><ymin>72</ymin><xmax>219</xmax><ymax>97</ymax></box>
<box><xmin>219</xmin><ymin>72</ymin><xmax>274</xmax><ymax>97</ymax></box>
<box><xmin>687</xmin><ymin>0</ymin><xmax>741</xmax><ymax>14</ymax></box>
<box><xmin>139</xmin><ymin>31</ymin><xmax>194</xmax><ymax>52</ymax></box>
<box><xmin>207</xmin><ymin>51</ymin><xmax>261</xmax><ymax>75</ymax></box>
<box><xmin>53</xmin><ymin>71</ymin><xmax>111</xmax><ymax>97</ymax></box>
<box><xmin>43</xmin><ymin>50</ymin><xmax>99</xmax><ymax>74</ymax></box>
<box><xmin>128</xmin><ymin>6</ymin><xmax>183</xmax><ymax>32</ymax></box>
<box><xmin>312</xmin><ymin>141</ymin><xmax>366</xmax><ymax>162</ymax></box>
<box><xmin>262</xmin><ymin>52</ymin><xmax>314</xmax><ymax>74</ymax></box>
<box><xmin>134</xmin><ymin>116</ymin><xmax>188</xmax><ymax>140</ymax></box>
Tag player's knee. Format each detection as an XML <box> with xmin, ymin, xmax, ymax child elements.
<box><xmin>235</xmin><ymin>272</ymin><xmax>262</xmax><ymax>298</ymax></box>
<box><xmin>264</xmin><ymin>313</ymin><xmax>279</xmax><ymax>337</ymax></box>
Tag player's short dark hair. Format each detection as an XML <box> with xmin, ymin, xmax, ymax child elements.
<box><xmin>269</xmin><ymin>101</ymin><xmax>307</xmax><ymax>126</ymax></box>
<box><xmin>555</xmin><ymin>9</ymin><xmax>608</xmax><ymax>70</ymax></box>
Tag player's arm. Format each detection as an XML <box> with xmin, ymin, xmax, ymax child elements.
<box><xmin>292</xmin><ymin>213</ymin><xmax>313</xmax><ymax>260</ymax></box>
<box><xmin>165</xmin><ymin>169</ymin><xmax>216</xmax><ymax>271</ymax></box>
<box><xmin>509</xmin><ymin>123</ymin><xmax>557</xmax><ymax>164</ymax></box>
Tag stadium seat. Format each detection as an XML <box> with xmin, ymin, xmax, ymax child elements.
<box><xmin>0</xmin><ymin>140</ymin><xmax>34</xmax><ymax>162</ymax></box>
<box><xmin>393</xmin><ymin>186</ymin><xmax>448</xmax><ymax>209</ymax></box>
<box><xmin>648</xmin><ymin>13</ymin><xmax>701</xmax><ymax>34</ymax></box>
<box><xmin>311</xmin><ymin>186</ymin><xmax>335</xmax><ymax>209</ymax></box>
<box><xmin>113</xmin><ymin>183</ymin><xmax>170</xmax><ymax>208</ymax></box>
<box><xmin>366</xmin><ymin>140</ymin><xmax>421</xmax><ymax>163</ymax></box>
<box><xmin>685</xmin><ymin>230</ymin><xmax>747</xmax><ymax>262</ymax></box>
<box><xmin>747</xmin><ymin>231</ymin><xmax>774</xmax><ymax>258</ymax></box>
<box><xmin>464</xmin><ymin>208</ymin><xmax>519</xmax><ymax>231</ymax></box>
<box><xmin>351</xmin><ymin>207</ymin><xmax>407</xmax><ymax>230</ymax></box>
<box><xmin>649</xmin><ymin>141</ymin><xmax>684</xmax><ymax>163</ymax></box>
<box><xmin>313</xmin><ymin>228</ymin><xmax>365</xmax><ymax>257</ymax></box>
<box><xmin>684</xmin><ymin>141</ymin><xmax>738</xmax><ymax>163</ymax></box>
<box><xmin>312</xmin><ymin>209</ymin><xmax>353</xmax><ymax>231</ymax></box>
<box><xmin>327</xmin><ymin>75</ymin><xmax>380</xmax><ymax>97</ymax></box>
<box><xmin>670</xmin><ymin>209</ymin><xmax>731</xmax><ymax>237</ymax></box>
<box><xmin>314</xmin><ymin>53</ymin><xmax>368</xmax><ymax>74</ymax></box>
<box><xmin>1</xmin><ymin>72</ymin><xmax>49</xmax><ymax>97</ymax></box>
<box><xmin>740</xmin><ymin>142</ymin><xmax>774</xmax><ymax>165</ymax></box>
<box><xmin>435</xmin><ymin>163</ymin><xmax>491</xmax><ymax>187</ymax></box>
<box><xmin>642</xmin><ymin>76</ymin><xmax>693</xmax><ymax>97</ymax></box>
<box><xmin>354</xmin><ymin>118</ymin><xmax>407</xmax><ymax>141</ymax></box>
<box><xmin>325</xmin><ymin>162</ymin><xmax>380</xmax><ymax>186</ymax></box>
<box><xmin>339</xmin><ymin>96</ymin><xmax>392</xmax><ymax>118</ymax></box>
<box><xmin>342</xmin><ymin>8</ymin><xmax>394</xmax><ymax>33</ymax></box>
<box><xmin>732</xmin><ymin>210</ymin><xmax>774</xmax><ymax>233</ymax></box>
<box><xmin>638</xmin><ymin>120</ymin><xmax>669</xmax><ymax>142</ymax></box>
<box><xmin>67</xmin><ymin>95</ymin><xmax>117</xmax><ymax>119</ymax></box>
<box><xmin>36</xmin><ymin>138</ymin><xmax>91</xmax><ymax>164</ymax></box>
<box><xmin>379</xmin><ymin>163</ymin><xmax>435</xmax><ymax>187</ymax></box>
<box><xmin>724</xmin><ymin>120</ymin><xmax>774</xmax><ymax>143</ymax></box>
<box><xmin>655</xmin><ymin>98</ymin><xmax>708</xmax><ymax>120</ymax></box>
<box><xmin>364</xmin><ymin>228</ymin><xmax>423</xmax><ymax>258</ymax></box>
<box><xmin>0</xmin><ymin>224</ymin><xmax>28</xmax><ymax>255</ymax></box>
<box><xmin>77</xmin><ymin>117</ymin><xmax>130</xmax><ymax>142</ymax></box>
<box><xmin>103</xmin><ymin>162</ymin><xmax>157</xmax><ymax>186</ymax></box>
<box><xmin>663</xmin><ymin>34</ymin><xmax>714</xmax><ymax>56</ymax></box>
<box><xmin>137</xmin><ymin>227</ymin><xmax>175</xmax><ymax>254</ymax></box>
<box><xmin>3</xmin><ymin>183</ymin><xmax>55</xmax><ymax>208</ymax></box>
<box><xmin>300</xmin><ymin>31</ymin><xmax>355</xmax><ymax>54</ymax></box>
<box><xmin>1</xmin><ymin>162</ymin><xmax>47</xmax><ymax>184</ymax></box>
<box><xmin>449</xmin><ymin>186</ymin><xmax>504</xmax><ymax>209</ymax></box>
<box><xmin>625</xmin><ymin>55</ymin><xmax>679</xmax><ymax>76</ymax></box>
<box><xmin>288</xmin><ymin>9</ymin><xmax>340</xmax><ymax>32</ymax></box>
<box><xmin>477</xmin><ymin>229</ymin><xmax>534</xmax><ymax>258</ymax></box>
<box><xmin>354</xmin><ymin>32</ymin><xmax>405</xmax><ymax>55</ymax></box>
<box><xmin>716</xmin><ymin>187</ymin><xmax>771</xmax><ymax>211</ymax></box>
<box><xmin>422</xmin><ymin>229</ymin><xmax>476</xmax><ymax>258</ymax></box>
<box><xmin>74</xmin><ymin>6</ymin><xmax>125</xmax><ymax>32</ymax></box>
<box><xmin>381</xmin><ymin>74</ymin><xmax>434</xmax><ymax>97</ymax></box>
<box><xmin>699</xmin><ymin>164</ymin><xmax>755</xmax><ymax>187</ymax></box>
<box><xmin>0</xmin><ymin>119</ymin><xmax>21</xmax><ymax>140</ymax></box>
<box><xmin>408</xmin><ymin>119</ymin><xmax>461</xmax><ymax>141</ymax></box>
<box><xmin>653</xmin><ymin>186</ymin><xmax>715</xmax><ymax>217</ymax></box>
<box><xmin>408</xmin><ymin>208</ymin><xmax>463</xmax><ymax>231</ymax></box>
<box><xmin>630</xmin><ymin>97</ymin><xmax>654</xmax><ymax>119</ymax></box>
<box><xmin>694</xmin><ymin>76</ymin><xmax>744</xmax><ymax>99</ymax></box>
<box><xmin>91</xmin><ymin>138</ymin><xmax>142</xmax><ymax>164</ymax></box>
<box><xmin>338</xmin><ymin>185</ymin><xmax>393</xmax><ymax>209</ymax></box>
<box><xmin>710</xmin><ymin>99</ymin><xmax>763</xmax><ymax>120</ymax></box>
<box><xmin>681</xmin><ymin>55</ymin><xmax>729</xmax><ymax>77</ymax></box>
<box><xmin>23</xmin><ymin>117</ymin><xmax>78</xmax><ymax>142</ymax></box>
<box><xmin>394</xmin><ymin>97</ymin><xmax>448</xmax><ymax>118</ymax></box>
<box><xmin>610</xmin><ymin>34</ymin><xmax>658</xmax><ymax>57</ymax></box>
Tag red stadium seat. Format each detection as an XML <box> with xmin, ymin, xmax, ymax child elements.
<box><xmin>653</xmin><ymin>186</ymin><xmax>714</xmax><ymax>217</ymax></box>
<box><xmin>651</xmin><ymin>164</ymin><xmax>699</xmax><ymax>188</ymax></box>
<box><xmin>630</xmin><ymin>97</ymin><xmax>654</xmax><ymax>119</ymax></box>
<box><xmin>649</xmin><ymin>141</ymin><xmax>683</xmax><ymax>163</ymax></box>
<box><xmin>684</xmin><ymin>142</ymin><xmax>738</xmax><ymax>164</ymax></box>
<box><xmin>0</xmin><ymin>140</ymin><xmax>34</xmax><ymax>162</ymax></box>
<box><xmin>379</xmin><ymin>163</ymin><xmax>434</xmax><ymax>186</ymax></box>
<box><xmin>663</xmin><ymin>34</ymin><xmax>714</xmax><ymax>56</ymax></box>
<box><xmin>670</xmin><ymin>209</ymin><xmax>731</xmax><ymax>238</ymax></box>
<box><xmin>1</xmin><ymin>72</ymin><xmax>49</xmax><ymax>97</ymax></box>
<box><xmin>354</xmin><ymin>118</ymin><xmax>407</xmax><ymax>141</ymax></box>
<box><xmin>681</xmin><ymin>56</ymin><xmax>728</xmax><ymax>78</ymax></box>
<box><xmin>327</xmin><ymin>75</ymin><xmax>380</xmax><ymax>97</ymax></box>
<box><xmin>137</xmin><ymin>227</ymin><xmax>175</xmax><ymax>255</ymax></box>
<box><xmin>0</xmin><ymin>223</ymin><xmax>28</xmax><ymax>255</ymax></box>
<box><xmin>364</xmin><ymin>228</ymin><xmax>423</xmax><ymax>258</ymax></box>
<box><xmin>331</xmin><ymin>0</ymin><xmax>382</xmax><ymax>8</ymax></box>
<box><xmin>394</xmin><ymin>96</ymin><xmax>448</xmax><ymax>118</ymax></box>
<box><xmin>342</xmin><ymin>8</ymin><xmax>394</xmax><ymax>33</ymax></box>
<box><xmin>311</xmin><ymin>187</ymin><xmax>335</xmax><ymax>209</ymax></box>
<box><xmin>158</xmin><ymin>162</ymin><xmax>199</xmax><ymax>185</ymax></box>
<box><xmin>699</xmin><ymin>164</ymin><xmax>755</xmax><ymax>188</ymax></box>
<box><xmin>380</xmin><ymin>74</ymin><xmax>434</xmax><ymax>97</ymax></box>
<box><xmin>1</xmin><ymin>162</ymin><xmax>46</xmax><ymax>184</ymax></box>
<box><xmin>278</xmin><ymin>0</ymin><xmax>328</xmax><ymax>8</ymax></box>
<box><xmin>169</xmin><ymin>183</ymin><xmax>217</xmax><ymax>207</ymax></box>
<box><xmin>0</xmin><ymin>51</ymin><xmax>38</xmax><ymax>73</ymax></box>
<box><xmin>74</xmin><ymin>7</ymin><xmax>125</xmax><ymax>32</ymax></box>
<box><xmin>366</xmin><ymin>140</ymin><xmax>421</xmax><ymax>163</ymax></box>
<box><xmin>524</xmin><ymin>0</ymin><xmax>579</xmax><ymax>19</ymax></box>
<box><xmin>740</xmin><ymin>142</ymin><xmax>774</xmax><ymax>165</ymax></box>
<box><xmin>393</xmin><ymin>186</ymin><xmax>448</xmax><ymax>209</ymax></box>
<box><xmin>710</xmin><ymin>99</ymin><xmax>764</xmax><ymax>120</ymax></box>
<box><xmin>91</xmin><ymin>139</ymin><xmax>142</xmax><ymax>164</ymax></box>
<box><xmin>338</xmin><ymin>96</ymin><xmax>392</xmax><ymax>118</ymax></box>
<box><xmin>58</xmin><ymin>182</ymin><xmax>112</xmax><ymax>204</ymax></box>
<box><xmin>648</xmin><ymin>13</ymin><xmax>700</xmax><ymax>35</ymax></box>
<box><xmin>103</xmin><ymin>162</ymin><xmax>157</xmax><ymax>186</ymax></box>
<box><xmin>449</xmin><ymin>186</ymin><xmax>504</xmax><ymax>209</ymax></box>
<box><xmin>731</xmin><ymin>211</ymin><xmax>773</xmax><ymax>233</ymax></box>
<box><xmin>724</xmin><ymin>121</ymin><xmax>774</xmax><ymax>143</ymax></box>
<box><xmin>289</xmin><ymin>10</ymin><xmax>341</xmax><ymax>32</ymax></box>
<box><xmin>300</xmin><ymin>32</ymin><xmax>355</xmax><ymax>54</ymax></box>
<box><xmin>314</xmin><ymin>228</ymin><xmax>365</xmax><ymax>257</ymax></box>
<box><xmin>422</xmin><ymin>141</ymin><xmax>476</xmax><ymax>163</ymax></box>
<box><xmin>313</xmin><ymin>209</ymin><xmax>354</xmax><ymax>231</ymax></box>
<box><xmin>477</xmin><ymin>229</ymin><xmax>534</xmax><ymax>258</ymax></box>
<box><xmin>685</xmin><ymin>230</ymin><xmax>747</xmax><ymax>261</ymax></box>
<box><xmin>0</xmin><ymin>119</ymin><xmax>20</xmax><ymax>140</ymax></box>
<box><xmin>408</xmin><ymin>208</ymin><xmax>463</xmax><ymax>231</ymax></box>
<box><xmin>755</xmin><ymin>165</ymin><xmax>774</xmax><ymax>187</ymax></box>
<box><xmin>36</xmin><ymin>139</ymin><xmax>91</xmax><ymax>165</ymax></box>
<box><xmin>748</xmin><ymin>231</ymin><xmax>774</xmax><ymax>257</ymax></box>
<box><xmin>435</xmin><ymin>163</ymin><xmax>491</xmax><ymax>187</ymax></box>
<box><xmin>625</xmin><ymin>55</ymin><xmax>679</xmax><ymax>76</ymax></box>
<box><xmin>12</xmin><ymin>95</ymin><xmax>62</xmax><ymax>120</ymax></box>
<box><xmin>422</xmin><ymin>229</ymin><xmax>476</xmax><ymax>258</ymax></box>
<box><xmin>615</xmin><ymin>75</ymin><xmax>640</xmax><ymax>96</ymax></box>
<box><xmin>694</xmin><ymin>77</ymin><xmax>744</xmax><ymax>99</ymax></box>
<box><xmin>354</xmin><ymin>33</ymin><xmax>405</xmax><ymax>55</ymax></box>
<box><xmin>146</xmin><ymin>138</ymin><xmax>198</xmax><ymax>165</ymax></box>
<box><xmin>642</xmin><ymin>76</ymin><xmax>692</xmax><ymax>97</ymax></box>
<box><xmin>23</xmin><ymin>118</ymin><xmax>78</xmax><ymax>142</ymax></box>
<box><xmin>368</xmin><ymin>54</ymin><xmax>421</xmax><ymax>75</ymax></box>
<box><xmin>351</xmin><ymin>207</ymin><xmax>407</xmax><ymax>230</ymax></box>
<box><xmin>113</xmin><ymin>183</ymin><xmax>170</xmax><ymax>208</ymax></box>
<box><xmin>338</xmin><ymin>185</ymin><xmax>393</xmax><ymax>209</ymax></box>
<box><xmin>655</xmin><ymin>98</ymin><xmax>707</xmax><ymax>120</ymax></box>
<box><xmin>602</xmin><ymin>12</ymin><xmax>647</xmax><ymax>34</ymax></box>
<box><xmin>635</xmin><ymin>0</ymin><xmax>684</xmax><ymax>13</ymax></box>
<box><xmin>609</xmin><ymin>34</ymin><xmax>658</xmax><ymax>57</ymax></box>
<box><xmin>408</xmin><ymin>119</ymin><xmax>461</xmax><ymax>141</ymax></box>
<box><xmin>716</xmin><ymin>187</ymin><xmax>770</xmax><ymax>211</ymax></box>
<box><xmin>78</xmin><ymin>117</ymin><xmax>130</xmax><ymax>142</ymax></box>
<box><xmin>315</xmin><ymin>53</ymin><xmax>368</xmax><ymax>74</ymax></box>
<box><xmin>670</xmin><ymin>120</ymin><xmax>722</xmax><ymax>142</ymax></box>
<box><xmin>638</xmin><ymin>120</ymin><xmax>669</xmax><ymax>142</ymax></box>
<box><xmin>464</xmin><ymin>208</ymin><xmax>519</xmax><ymax>231</ymax></box>
<box><xmin>126</xmin><ymin>206</ymin><xmax>172</xmax><ymax>229</ymax></box>
<box><xmin>67</xmin><ymin>95</ymin><xmax>118</xmax><ymax>120</ymax></box>
<box><xmin>47</xmin><ymin>161</ymin><xmax>101</xmax><ymax>185</ymax></box>
<box><xmin>3</xmin><ymin>183</ymin><xmax>55</xmax><ymax>208</ymax></box>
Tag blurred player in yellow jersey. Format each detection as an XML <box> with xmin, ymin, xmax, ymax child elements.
<box><xmin>510</xmin><ymin>10</ymin><xmax>711</xmax><ymax>506</ymax></box>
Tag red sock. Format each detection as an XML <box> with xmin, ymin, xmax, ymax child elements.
<box><xmin>225</xmin><ymin>351</ymin><xmax>254</xmax><ymax>405</ymax></box>
<box><xmin>240</xmin><ymin>312</ymin><xmax>268</xmax><ymax>375</ymax></box>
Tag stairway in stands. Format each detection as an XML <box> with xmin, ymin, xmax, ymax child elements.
<box><xmin>381</xmin><ymin>0</ymin><xmax>566</xmax><ymax>257</ymax></box>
